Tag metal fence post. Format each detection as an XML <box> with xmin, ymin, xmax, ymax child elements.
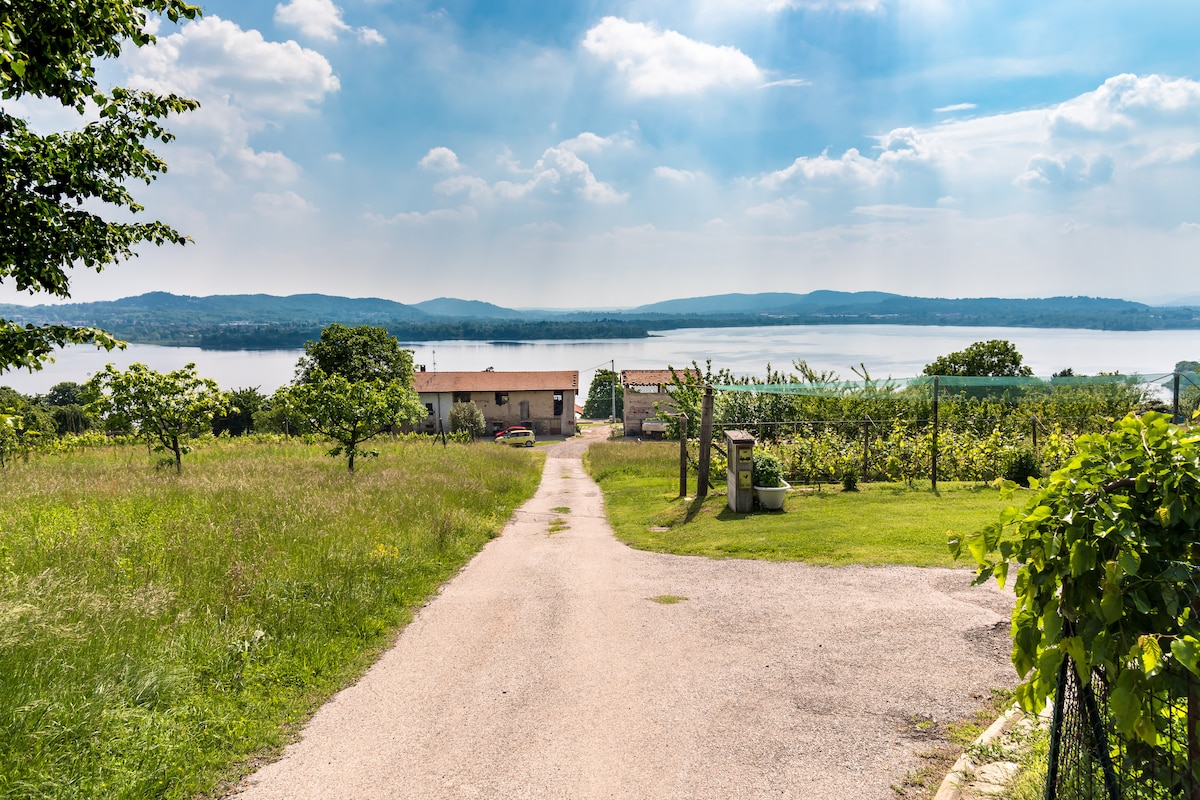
<box><xmin>931</xmin><ymin>376</ymin><xmax>939</xmax><ymax>491</ymax></box>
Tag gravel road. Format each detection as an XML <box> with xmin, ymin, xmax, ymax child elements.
<box><xmin>232</xmin><ymin>427</ymin><xmax>1015</xmax><ymax>800</ymax></box>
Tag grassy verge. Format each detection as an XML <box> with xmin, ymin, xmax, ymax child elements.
<box><xmin>585</xmin><ymin>441</ymin><xmax>1012</xmax><ymax>567</ymax></box>
<box><xmin>0</xmin><ymin>437</ymin><xmax>542</xmax><ymax>799</ymax></box>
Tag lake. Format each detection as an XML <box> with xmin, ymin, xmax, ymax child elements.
<box><xmin>2</xmin><ymin>324</ymin><xmax>1198</xmax><ymax>397</ymax></box>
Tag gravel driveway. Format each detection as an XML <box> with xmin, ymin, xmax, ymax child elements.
<box><xmin>232</xmin><ymin>427</ymin><xmax>1015</xmax><ymax>800</ymax></box>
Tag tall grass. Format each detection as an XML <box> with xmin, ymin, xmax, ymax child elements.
<box><xmin>0</xmin><ymin>437</ymin><xmax>542</xmax><ymax>799</ymax></box>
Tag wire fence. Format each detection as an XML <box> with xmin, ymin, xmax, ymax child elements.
<box><xmin>1047</xmin><ymin>659</ymin><xmax>1200</xmax><ymax>800</ymax></box>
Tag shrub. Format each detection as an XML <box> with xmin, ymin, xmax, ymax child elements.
<box><xmin>1000</xmin><ymin>447</ymin><xmax>1041</xmax><ymax>486</ymax></box>
<box><xmin>752</xmin><ymin>450</ymin><xmax>785</xmax><ymax>488</ymax></box>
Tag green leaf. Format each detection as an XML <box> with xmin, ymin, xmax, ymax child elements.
<box><xmin>1069</xmin><ymin>540</ymin><xmax>1095</xmax><ymax>577</ymax></box>
<box><xmin>1134</xmin><ymin>636</ymin><xmax>1161</xmax><ymax>675</ymax></box>
<box><xmin>1171</xmin><ymin>636</ymin><xmax>1200</xmax><ymax>675</ymax></box>
<box><xmin>1110</xmin><ymin>670</ymin><xmax>1143</xmax><ymax>739</ymax></box>
<box><xmin>1117</xmin><ymin>549</ymin><xmax>1141</xmax><ymax>576</ymax></box>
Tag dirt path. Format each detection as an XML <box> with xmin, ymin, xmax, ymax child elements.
<box><xmin>232</xmin><ymin>427</ymin><xmax>1014</xmax><ymax>800</ymax></box>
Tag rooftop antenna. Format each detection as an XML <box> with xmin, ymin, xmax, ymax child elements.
<box><xmin>432</xmin><ymin>349</ymin><xmax>437</xmax><ymax>372</ymax></box>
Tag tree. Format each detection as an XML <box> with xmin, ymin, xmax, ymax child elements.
<box><xmin>281</xmin><ymin>370</ymin><xmax>425</xmax><ymax>471</ymax></box>
<box><xmin>1</xmin><ymin>2</ymin><xmax>202</xmax><ymax>373</ymax></box>
<box><xmin>449</xmin><ymin>401</ymin><xmax>486</xmax><ymax>439</ymax></box>
<box><xmin>922</xmin><ymin>340</ymin><xmax>1033</xmax><ymax>377</ymax></box>
<box><xmin>295</xmin><ymin>323</ymin><xmax>416</xmax><ymax>385</ymax></box>
<box><xmin>582</xmin><ymin>369</ymin><xmax>623</xmax><ymax>420</ymax></box>
<box><xmin>952</xmin><ymin>412</ymin><xmax>1200</xmax><ymax>758</ymax></box>
<box><xmin>84</xmin><ymin>362</ymin><xmax>229</xmax><ymax>472</ymax></box>
<box><xmin>213</xmin><ymin>386</ymin><xmax>265</xmax><ymax>436</ymax></box>
<box><xmin>44</xmin><ymin>381</ymin><xmax>84</xmax><ymax>407</ymax></box>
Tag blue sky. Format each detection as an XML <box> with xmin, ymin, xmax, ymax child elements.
<box><xmin>8</xmin><ymin>0</ymin><xmax>1200</xmax><ymax>308</ymax></box>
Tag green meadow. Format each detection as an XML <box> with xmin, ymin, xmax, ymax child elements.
<box><xmin>0</xmin><ymin>438</ymin><xmax>542</xmax><ymax>799</ymax></box>
<box><xmin>585</xmin><ymin>440</ymin><xmax>1011</xmax><ymax>567</ymax></box>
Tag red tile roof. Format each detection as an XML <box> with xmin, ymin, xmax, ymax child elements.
<box><xmin>414</xmin><ymin>370</ymin><xmax>578</xmax><ymax>393</ymax></box>
<box><xmin>621</xmin><ymin>368</ymin><xmax>702</xmax><ymax>387</ymax></box>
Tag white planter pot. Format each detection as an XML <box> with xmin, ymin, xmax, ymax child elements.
<box><xmin>754</xmin><ymin>481</ymin><xmax>790</xmax><ymax>511</ymax></box>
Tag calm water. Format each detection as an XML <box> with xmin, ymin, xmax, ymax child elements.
<box><xmin>2</xmin><ymin>324</ymin><xmax>1198</xmax><ymax>396</ymax></box>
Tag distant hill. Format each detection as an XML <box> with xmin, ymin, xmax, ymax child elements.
<box><xmin>0</xmin><ymin>292</ymin><xmax>428</xmax><ymax>326</ymax></box>
<box><xmin>4</xmin><ymin>290</ymin><xmax>1200</xmax><ymax>350</ymax></box>
<box><xmin>413</xmin><ymin>298</ymin><xmax>525</xmax><ymax>319</ymax></box>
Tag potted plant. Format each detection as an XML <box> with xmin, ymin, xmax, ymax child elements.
<box><xmin>752</xmin><ymin>451</ymin><xmax>790</xmax><ymax>511</ymax></box>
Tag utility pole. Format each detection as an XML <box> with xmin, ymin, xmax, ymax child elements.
<box><xmin>610</xmin><ymin>359</ymin><xmax>616</xmax><ymax>424</ymax></box>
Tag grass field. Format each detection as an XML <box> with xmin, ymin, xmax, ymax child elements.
<box><xmin>585</xmin><ymin>440</ymin><xmax>1014</xmax><ymax>567</ymax></box>
<box><xmin>0</xmin><ymin>437</ymin><xmax>542</xmax><ymax>800</ymax></box>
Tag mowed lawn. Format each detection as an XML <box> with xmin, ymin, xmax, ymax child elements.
<box><xmin>585</xmin><ymin>441</ymin><xmax>1014</xmax><ymax>567</ymax></box>
<box><xmin>0</xmin><ymin>437</ymin><xmax>542</xmax><ymax>800</ymax></box>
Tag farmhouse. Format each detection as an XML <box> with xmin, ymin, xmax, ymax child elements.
<box><xmin>620</xmin><ymin>368</ymin><xmax>701</xmax><ymax>435</ymax></box>
<box><xmin>414</xmin><ymin>370</ymin><xmax>578</xmax><ymax>436</ymax></box>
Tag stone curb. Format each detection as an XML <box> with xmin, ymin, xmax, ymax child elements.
<box><xmin>933</xmin><ymin>706</ymin><xmax>1026</xmax><ymax>800</ymax></box>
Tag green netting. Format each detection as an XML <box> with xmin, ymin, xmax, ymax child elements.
<box><xmin>713</xmin><ymin>372</ymin><xmax>1171</xmax><ymax>398</ymax></box>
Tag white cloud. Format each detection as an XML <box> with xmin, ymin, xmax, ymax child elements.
<box><xmin>366</xmin><ymin>206</ymin><xmax>478</xmax><ymax>225</ymax></box>
<box><xmin>760</xmin><ymin>78</ymin><xmax>811</xmax><ymax>89</ymax></box>
<box><xmin>324</xmin><ymin>152</ymin><xmax>345</xmax><ymax>162</ymax></box>
<box><xmin>559</xmin><ymin>132</ymin><xmax>620</xmax><ymax>154</ymax></box>
<box><xmin>121</xmin><ymin>17</ymin><xmax>338</xmax><ymax>188</ymax></box>
<box><xmin>434</xmin><ymin>137</ymin><xmax>627</xmax><ymax>204</ymax></box>
<box><xmin>1049</xmin><ymin>73</ymin><xmax>1200</xmax><ymax>136</ymax></box>
<box><xmin>127</xmin><ymin>16</ymin><xmax>339</xmax><ymax>114</ymax></box>
<box><xmin>274</xmin><ymin>0</ymin><xmax>384</xmax><ymax>45</ymax></box>
<box><xmin>934</xmin><ymin>102</ymin><xmax>976</xmax><ymax>113</ymax></box>
<box><xmin>757</xmin><ymin>148</ymin><xmax>891</xmax><ymax>188</ymax></box>
<box><xmin>582</xmin><ymin>17</ymin><xmax>762</xmax><ymax>97</ymax></box>
<box><xmin>654</xmin><ymin>166</ymin><xmax>701</xmax><ymax>182</ymax></box>
<box><xmin>252</xmin><ymin>191</ymin><xmax>316</xmax><ymax>218</ymax></box>
<box><xmin>1016</xmin><ymin>153</ymin><xmax>1114</xmax><ymax>190</ymax></box>
<box><xmin>704</xmin><ymin>0</ymin><xmax>883</xmax><ymax>10</ymax></box>
<box><xmin>419</xmin><ymin>147</ymin><xmax>462</xmax><ymax>171</ymax></box>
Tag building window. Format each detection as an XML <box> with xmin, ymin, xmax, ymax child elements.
<box><xmin>452</xmin><ymin>392</ymin><xmax>471</xmax><ymax>403</ymax></box>
<box><xmin>519</xmin><ymin>400</ymin><xmax>530</xmax><ymax>419</ymax></box>
<box><xmin>495</xmin><ymin>392</ymin><xmax>508</xmax><ymax>406</ymax></box>
<box><xmin>553</xmin><ymin>391</ymin><xmax>564</xmax><ymax>416</ymax></box>
<box><xmin>424</xmin><ymin>403</ymin><xmax>434</xmax><ymax>416</ymax></box>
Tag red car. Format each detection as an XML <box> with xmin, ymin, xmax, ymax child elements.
<box><xmin>493</xmin><ymin>425</ymin><xmax>531</xmax><ymax>439</ymax></box>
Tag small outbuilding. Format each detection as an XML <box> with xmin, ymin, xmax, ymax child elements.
<box><xmin>620</xmin><ymin>368</ymin><xmax>701</xmax><ymax>435</ymax></box>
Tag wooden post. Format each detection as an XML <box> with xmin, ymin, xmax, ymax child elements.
<box><xmin>931</xmin><ymin>376</ymin><xmax>939</xmax><ymax>491</ymax></box>
<box><xmin>678</xmin><ymin>413</ymin><xmax>689</xmax><ymax>498</ymax></box>
<box><xmin>698</xmin><ymin>386</ymin><xmax>714</xmax><ymax>498</ymax></box>
<box><xmin>1174</xmin><ymin>372</ymin><xmax>1182</xmax><ymax>423</ymax></box>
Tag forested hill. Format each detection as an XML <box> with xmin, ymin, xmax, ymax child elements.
<box><xmin>1</xmin><ymin>291</ymin><xmax>1198</xmax><ymax>350</ymax></box>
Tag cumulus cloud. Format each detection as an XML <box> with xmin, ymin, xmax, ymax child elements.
<box><xmin>582</xmin><ymin>17</ymin><xmax>762</xmax><ymax>97</ymax></box>
<box><xmin>121</xmin><ymin>16</ymin><xmax>339</xmax><ymax>188</ymax></box>
<box><xmin>433</xmin><ymin>137</ymin><xmax>627</xmax><ymax>204</ymax></box>
<box><xmin>419</xmin><ymin>147</ymin><xmax>462</xmax><ymax>171</ymax></box>
<box><xmin>127</xmin><ymin>16</ymin><xmax>339</xmax><ymax>114</ymax></box>
<box><xmin>274</xmin><ymin>0</ymin><xmax>384</xmax><ymax>45</ymax></box>
<box><xmin>1049</xmin><ymin>73</ymin><xmax>1200</xmax><ymax>136</ymax></box>
<box><xmin>1016</xmin><ymin>153</ymin><xmax>1115</xmax><ymax>190</ymax></box>
<box><xmin>756</xmin><ymin>148</ymin><xmax>889</xmax><ymax>188</ymax></box>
